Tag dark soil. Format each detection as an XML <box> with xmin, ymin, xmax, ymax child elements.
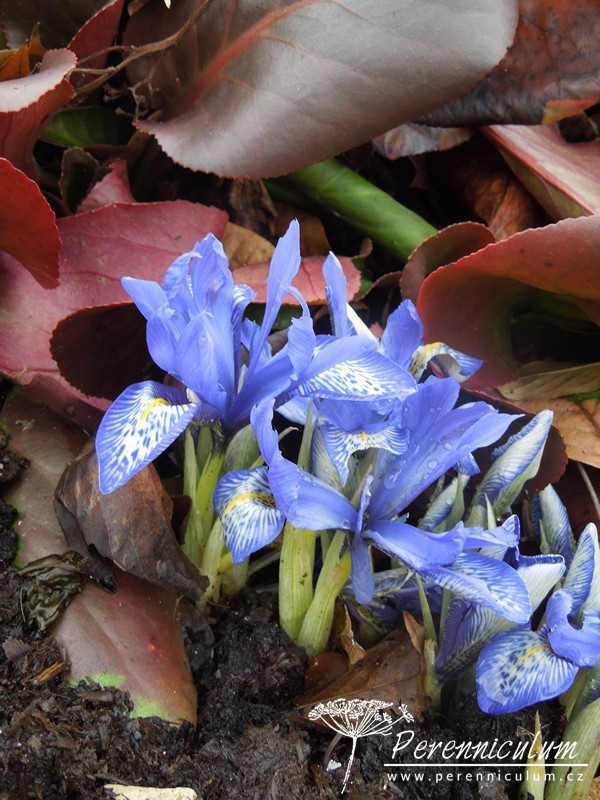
<box><xmin>0</xmin><ymin>439</ymin><xmax>563</xmax><ymax>800</ymax></box>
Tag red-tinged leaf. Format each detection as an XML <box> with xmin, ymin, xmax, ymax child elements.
<box><xmin>233</xmin><ymin>255</ymin><xmax>361</xmax><ymax>305</ymax></box>
<box><xmin>53</xmin><ymin>567</ymin><xmax>198</xmax><ymax>724</ymax></box>
<box><xmin>2</xmin><ymin>390</ymin><xmax>198</xmax><ymax>724</ymax></box>
<box><xmin>51</xmin><ymin>303</ymin><xmax>151</xmax><ymax>400</ymax></box>
<box><xmin>421</xmin><ymin>0</ymin><xmax>600</xmax><ymax>127</ymax></box>
<box><xmin>0</xmin><ymin>157</ymin><xmax>60</xmax><ymax>288</ymax></box>
<box><xmin>2</xmin><ymin>390</ymin><xmax>88</xmax><ymax>563</ymax></box>
<box><xmin>124</xmin><ymin>0</ymin><xmax>518</xmax><ymax>177</ymax></box>
<box><xmin>77</xmin><ymin>159</ymin><xmax>134</xmax><ymax>212</ymax></box>
<box><xmin>0</xmin><ymin>201</ymin><xmax>228</xmax><ymax>428</ymax></box>
<box><xmin>1</xmin><ymin>0</ymin><xmax>112</xmax><ymax>49</ymax></box>
<box><xmin>400</xmin><ymin>222</ymin><xmax>495</xmax><ymax>303</ymax></box>
<box><xmin>50</xmin><ymin>247</ymin><xmax>359</xmax><ymax>400</ymax></box>
<box><xmin>0</xmin><ymin>48</ymin><xmax>76</xmax><ymax>174</ymax></box>
<box><xmin>68</xmin><ymin>0</ymin><xmax>125</xmax><ymax>69</ymax></box>
<box><xmin>483</xmin><ymin>123</ymin><xmax>600</xmax><ymax>220</ymax></box>
<box><xmin>416</xmin><ymin>216</ymin><xmax>600</xmax><ymax>388</ymax></box>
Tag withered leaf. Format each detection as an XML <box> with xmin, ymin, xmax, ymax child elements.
<box><xmin>54</xmin><ymin>440</ymin><xmax>207</xmax><ymax>602</ymax></box>
<box><xmin>295</xmin><ymin>629</ymin><xmax>425</xmax><ymax>721</ymax></box>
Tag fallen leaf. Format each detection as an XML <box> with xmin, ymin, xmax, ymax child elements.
<box><xmin>222</xmin><ymin>222</ymin><xmax>274</xmax><ymax>267</ymax></box>
<box><xmin>54</xmin><ymin>440</ymin><xmax>207</xmax><ymax>603</ymax></box>
<box><xmin>373</xmin><ymin>123</ymin><xmax>473</xmax><ymax>159</ymax></box>
<box><xmin>484</xmin><ymin>123</ymin><xmax>600</xmax><ymax>220</ymax></box>
<box><xmin>0</xmin><ymin>48</ymin><xmax>76</xmax><ymax>174</ymax></box>
<box><xmin>0</xmin><ymin>200</ymin><xmax>228</xmax><ymax>428</ymax></box>
<box><xmin>68</xmin><ymin>0</ymin><xmax>125</xmax><ymax>77</ymax></box>
<box><xmin>124</xmin><ymin>0</ymin><xmax>518</xmax><ymax>177</ymax></box>
<box><xmin>421</xmin><ymin>0</ymin><xmax>600</xmax><ymax>127</ymax></box>
<box><xmin>2</xmin><ymin>389</ymin><xmax>199</xmax><ymax>724</ymax></box>
<box><xmin>0</xmin><ymin>157</ymin><xmax>61</xmax><ymax>288</ymax></box>
<box><xmin>509</xmin><ymin>396</ymin><xmax>600</xmax><ymax>469</ymax></box>
<box><xmin>295</xmin><ymin>629</ymin><xmax>425</xmax><ymax>720</ymax></box>
<box><xmin>499</xmin><ymin>362</ymin><xmax>600</xmax><ymax>401</ymax></box>
<box><xmin>77</xmin><ymin>159</ymin><xmax>134</xmax><ymax>212</ymax></box>
<box><xmin>331</xmin><ymin>602</ymin><xmax>365</xmax><ymax>666</ymax></box>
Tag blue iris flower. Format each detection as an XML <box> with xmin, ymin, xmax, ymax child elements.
<box><xmin>476</xmin><ymin>523</ymin><xmax>600</xmax><ymax>713</ymax></box>
<box><xmin>96</xmin><ymin>222</ymin><xmax>414</xmax><ymax>494</ymax></box>
<box><xmin>215</xmin><ymin>379</ymin><xmax>531</xmax><ymax>623</ymax></box>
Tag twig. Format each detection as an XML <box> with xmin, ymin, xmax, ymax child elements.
<box><xmin>73</xmin><ymin>0</ymin><xmax>214</xmax><ymax>98</ymax></box>
<box><xmin>575</xmin><ymin>461</ymin><xmax>600</xmax><ymax>521</ymax></box>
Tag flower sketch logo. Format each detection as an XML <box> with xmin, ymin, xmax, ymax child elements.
<box><xmin>308</xmin><ymin>698</ymin><xmax>414</xmax><ymax>793</ymax></box>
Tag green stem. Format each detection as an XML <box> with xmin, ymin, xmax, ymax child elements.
<box><xmin>182</xmin><ymin>429</ymin><xmax>204</xmax><ymax>568</ymax></box>
<box><xmin>198</xmin><ymin>517</ymin><xmax>225</xmax><ymax>614</ymax></box>
<box><xmin>221</xmin><ymin>559</ymin><xmax>249</xmax><ymax>596</ymax></box>
<box><xmin>296</xmin><ymin>531</ymin><xmax>351</xmax><ymax>658</ymax></box>
<box><xmin>546</xmin><ymin>696</ymin><xmax>600</xmax><ymax>800</ymax></box>
<box><xmin>286</xmin><ymin>158</ymin><xmax>437</xmax><ymax>262</ymax></box>
<box><xmin>279</xmin><ymin>522</ymin><xmax>317</xmax><ymax>641</ymax></box>
<box><xmin>194</xmin><ymin>427</ymin><xmax>226</xmax><ymax>550</ymax></box>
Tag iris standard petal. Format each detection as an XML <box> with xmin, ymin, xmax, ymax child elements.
<box><xmin>364</xmin><ymin>519</ymin><xmax>464</xmax><ymax>570</ymax></box>
<box><xmin>476</xmin><ymin>627</ymin><xmax>577</xmax><ymax>714</ymax></box>
<box><xmin>213</xmin><ymin>466</ymin><xmax>285</xmax><ymax>563</ymax></box>
<box><xmin>370</xmin><ymin>385</ymin><xmax>517</xmax><ymax>520</ymax></box>
<box><xmin>146</xmin><ymin>303</ymin><xmax>187</xmax><ymax>377</ymax></box>
<box><xmin>380</xmin><ymin>301</ymin><xmax>423</xmax><ymax>370</ymax></box>
<box><xmin>174</xmin><ymin>313</ymin><xmax>231</xmax><ymax>412</ymax></box>
<box><xmin>96</xmin><ymin>381</ymin><xmax>209</xmax><ymax>494</ymax></box>
<box><xmin>247</xmin><ymin>220</ymin><xmax>301</xmax><ymax>374</ymax></box>
<box><xmin>268</xmin><ymin>454</ymin><xmax>358</xmax><ymax>533</ymax></box>
<box><xmin>190</xmin><ymin>233</ymin><xmax>234</xmax><ymax>316</ymax></box>
<box><xmin>323</xmin><ymin>253</ymin><xmax>353</xmax><ymax>338</ymax></box>
<box><xmin>121</xmin><ymin>277</ymin><xmax>167</xmax><ymax>321</ymax></box>
<box><xmin>421</xmin><ymin>551</ymin><xmax>531</xmax><ymax>623</ymax></box>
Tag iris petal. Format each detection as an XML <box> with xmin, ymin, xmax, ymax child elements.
<box><xmin>214</xmin><ymin>466</ymin><xmax>285</xmax><ymax>563</ymax></box>
<box><xmin>364</xmin><ymin>519</ymin><xmax>464</xmax><ymax>570</ymax></box>
<box><xmin>268</xmin><ymin>454</ymin><xmax>358</xmax><ymax>532</ymax></box>
<box><xmin>323</xmin><ymin>423</ymin><xmax>408</xmax><ymax>485</ymax></box>
<box><xmin>96</xmin><ymin>381</ymin><xmax>210</xmax><ymax>494</ymax></box>
<box><xmin>421</xmin><ymin>551</ymin><xmax>531</xmax><ymax>623</ymax></box>
<box><xmin>380</xmin><ymin>301</ymin><xmax>423</xmax><ymax>370</ymax></box>
<box><xmin>476</xmin><ymin>627</ymin><xmax>577</xmax><ymax>714</ymax></box>
<box><xmin>121</xmin><ymin>278</ymin><xmax>166</xmax><ymax>321</ymax></box>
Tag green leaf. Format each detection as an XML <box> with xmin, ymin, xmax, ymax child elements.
<box><xmin>40</xmin><ymin>107</ymin><xmax>133</xmax><ymax>147</ymax></box>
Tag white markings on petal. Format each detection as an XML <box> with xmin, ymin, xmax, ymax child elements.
<box><xmin>97</xmin><ymin>381</ymin><xmax>202</xmax><ymax>494</ymax></box>
<box><xmin>323</xmin><ymin>424</ymin><xmax>408</xmax><ymax>485</ymax></box>
<box><xmin>214</xmin><ymin>467</ymin><xmax>284</xmax><ymax>564</ymax></box>
<box><xmin>476</xmin><ymin>627</ymin><xmax>577</xmax><ymax>714</ymax></box>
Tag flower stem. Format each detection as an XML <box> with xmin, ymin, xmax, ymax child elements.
<box><xmin>296</xmin><ymin>531</ymin><xmax>351</xmax><ymax>658</ymax></box>
<box><xmin>285</xmin><ymin>158</ymin><xmax>437</xmax><ymax>262</ymax></box>
<box><xmin>546</xmin><ymin>696</ymin><xmax>600</xmax><ymax>800</ymax></box>
<box><xmin>279</xmin><ymin>522</ymin><xmax>316</xmax><ymax>641</ymax></box>
<box><xmin>198</xmin><ymin>517</ymin><xmax>225</xmax><ymax>613</ymax></box>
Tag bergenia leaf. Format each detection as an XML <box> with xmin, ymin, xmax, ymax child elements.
<box><xmin>467</xmin><ymin>411</ymin><xmax>553</xmax><ymax>526</ymax></box>
<box><xmin>2</xmin><ymin>390</ymin><xmax>198</xmax><ymax>724</ymax></box>
<box><xmin>421</xmin><ymin>0</ymin><xmax>600</xmax><ymax>128</ymax></box>
<box><xmin>0</xmin><ymin>200</ymin><xmax>228</xmax><ymax>429</ymax></box>
<box><xmin>1</xmin><ymin>0</ymin><xmax>112</xmax><ymax>49</ymax></box>
<box><xmin>484</xmin><ymin>123</ymin><xmax>600</xmax><ymax>220</ymax></box>
<box><xmin>0</xmin><ymin>49</ymin><xmax>76</xmax><ymax>174</ymax></box>
<box><xmin>123</xmin><ymin>0</ymin><xmax>518</xmax><ymax>177</ymax></box>
<box><xmin>0</xmin><ymin>158</ymin><xmax>60</xmax><ymax>288</ymax></box>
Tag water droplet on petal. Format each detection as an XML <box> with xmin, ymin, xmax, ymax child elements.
<box><xmin>428</xmin><ymin>459</ymin><xmax>438</xmax><ymax>470</ymax></box>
